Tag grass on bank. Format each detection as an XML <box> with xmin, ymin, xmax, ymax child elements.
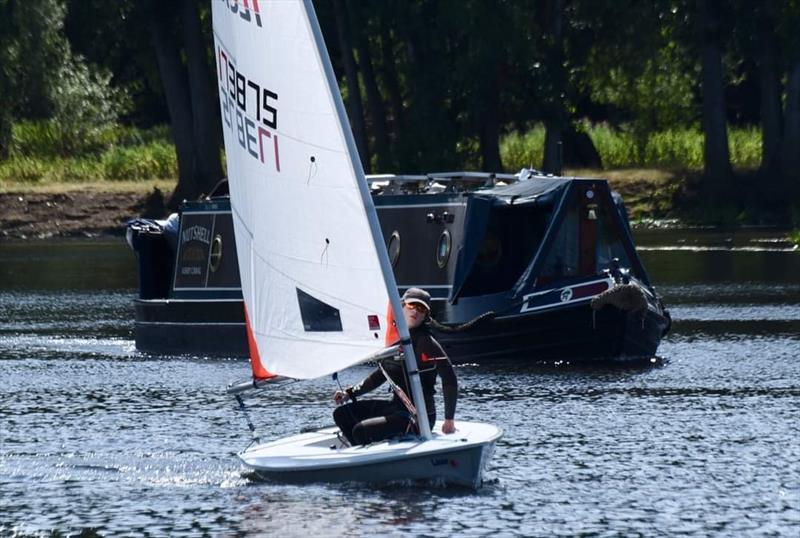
<box><xmin>0</xmin><ymin>178</ymin><xmax>176</xmax><ymax>195</ymax></box>
<box><xmin>500</xmin><ymin>124</ymin><xmax>761</xmax><ymax>171</ymax></box>
<box><xmin>0</xmin><ymin>122</ymin><xmax>177</xmax><ymax>188</ymax></box>
<box><xmin>2</xmin><ymin>121</ymin><xmax>763</xmax><ymax>187</ymax></box>
<box><xmin>0</xmin><ymin>120</ymin><xmax>768</xmax><ymax>223</ymax></box>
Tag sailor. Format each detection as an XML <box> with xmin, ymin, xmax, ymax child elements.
<box><xmin>332</xmin><ymin>288</ymin><xmax>458</xmax><ymax>446</ymax></box>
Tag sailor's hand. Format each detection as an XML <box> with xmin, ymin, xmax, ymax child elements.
<box><xmin>333</xmin><ymin>389</ymin><xmax>351</xmax><ymax>405</ymax></box>
<box><xmin>442</xmin><ymin>419</ymin><xmax>456</xmax><ymax>434</ymax></box>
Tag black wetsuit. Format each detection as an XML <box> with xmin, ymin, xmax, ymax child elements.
<box><xmin>333</xmin><ymin>325</ymin><xmax>458</xmax><ymax>445</ymax></box>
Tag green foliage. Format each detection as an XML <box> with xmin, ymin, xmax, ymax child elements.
<box><xmin>585</xmin><ymin>125</ymin><xmax>638</xmax><ymax>169</ymax></box>
<box><xmin>587</xmin><ymin>38</ymin><xmax>697</xmax><ymax>161</ymax></box>
<box><xmin>0</xmin><ymin>156</ymin><xmax>102</xmax><ymax>184</ymax></box>
<box><xmin>10</xmin><ymin>0</ymin><xmax>68</xmax><ymax>119</ymax></box>
<box><xmin>0</xmin><ymin>0</ymin><xmax>130</xmax><ymax>157</ymax></box>
<box><xmin>10</xmin><ymin>121</ymin><xmax>170</xmax><ymax>156</ymax></box>
<box><xmin>101</xmin><ymin>142</ymin><xmax>177</xmax><ymax>181</ymax></box>
<box><xmin>499</xmin><ymin>127</ymin><xmax>546</xmax><ymax>171</ymax></box>
<box><xmin>727</xmin><ymin>127</ymin><xmax>762</xmax><ymax>170</ymax></box>
<box><xmin>1</xmin><ymin>123</ymin><xmax>176</xmax><ymax>183</ymax></box>
<box><xmin>500</xmin><ymin>124</ymin><xmax>761</xmax><ymax>171</ymax></box>
<box><xmin>49</xmin><ymin>52</ymin><xmax>131</xmax><ymax>155</ymax></box>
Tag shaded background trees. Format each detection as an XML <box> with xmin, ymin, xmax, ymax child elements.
<box><xmin>2</xmin><ymin>0</ymin><xmax>799</xmax><ymax>222</ymax></box>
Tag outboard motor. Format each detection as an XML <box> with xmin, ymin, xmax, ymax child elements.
<box><xmin>126</xmin><ymin>215</ymin><xmax>178</xmax><ymax>299</ymax></box>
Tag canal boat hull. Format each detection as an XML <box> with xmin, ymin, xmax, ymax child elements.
<box><xmin>128</xmin><ymin>172</ymin><xmax>670</xmax><ymax>363</ymax></box>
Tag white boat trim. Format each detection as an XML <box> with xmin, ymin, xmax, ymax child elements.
<box><xmin>134</xmin><ymin>298</ymin><xmax>243</xmax><ymax>303</ymax></box>
<box><xmin>135</xmin><ymin>321</ymin><xmax>245</xmax><ymax>327</ymax></box>
<box><xmin>377</xmin><ymin>203</ymin><xmax>467</xmax><ymax>209</ymax></box>
<box><xmin>172</xmin><ymin>286</ymin><xmax>243</xmax><ymax>291</ymax></box>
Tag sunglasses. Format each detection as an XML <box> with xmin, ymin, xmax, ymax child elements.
<box><xmin>404</xmin><ymin>302</ymin><xmax>429</xmax><ymax>314</ymax></box>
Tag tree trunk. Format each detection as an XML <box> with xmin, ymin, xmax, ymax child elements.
<box><xmin>543</xmin><ymin>121</ymin><xmax>563</xmax><ymax>174</ymax></box>
<box><xmin>348</xmin><ymin>1</ymin><xmax>391</xmax><ymax>171</ymax></box>
<box><xmin>180</xmin><ymin>0</ymin><xmax>224</xmax><ymax>195</ymax></box>
<box><xmin>397</xmin><ymin>3</ymin><xmax>458</xmax><ymax>171</ymax></box>
<box><xmin>0</xmin><ymin>1</ymin><xmax>13</xmax><ymax>159</ymax></box>
<box><xmin>758</xmin><ymin>1</ymin><xmax>782</xmax><ymax>177</ymax></box>
<box><xmin>378</xmin><ymin>15</ymin><xmax>406</xmax><ymax>143</ymax></box>
<box><xmin>476</xmin><ymin>57</ymin><xmax>502</xmax><ymax>171</ymax></box>
<box><xmin>541</xmin><ymin>0</ymin><xmax>566</xmax><ymax>174</ymax></box>
<box><xmin>697</xmin><ymin>0</ymin><xmax>731</xmax><ymax>190</ymax></box>
<box><xmin>780</xmin><ymin>60</ymin><xmax>800</xmax><ymax>185</ymax></box>
<box><xmin>333</xmin><ymin>0</ymin><xmax>370</xmax><ymax>172</ymax></box>
<box><xmin>478</xmin><ymin>82</ymin><xmax>503</xmax><ymax>172</ymax></box>
<box><xmin>149</xmin><ymin>3</ymin><xmax>197</xmax><ymax>210</ymax></box>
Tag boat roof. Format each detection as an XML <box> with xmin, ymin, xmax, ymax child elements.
<box><xmin>366</xmin><ymin>169</ymin><xmax>606</xmax><ymax>200</ymax></box>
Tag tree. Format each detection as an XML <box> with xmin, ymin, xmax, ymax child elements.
<box><xmin>144</xmin><ymin>0</ymin><xmax>223</xmax><ymax>208</ymax></box>
<box><xmin>779</xmin><ymin>2</ymin><xmax>800</xmax><ymax>193</ymax></box>
<box><xmin>0</xmin><ymin>0</ymin><xmax>128</xmax><ymax>157</ymax></box>
<box><xmin>0</xmin><ymin>0</ymin><xmax>16</xmax><ymax>158</ymax></box>
<box><xmin>332</xmin><ymin>0</ymin><xmax>370</xmax><ymax>172</ymax></box>
<box><xmin>582</xmin><ymin>1</ymin><xmax>697</xmax><ymax>163</ymax></box>
<box><xmin>348</xmin><ymin>0</ymin><xmax>391</xmax><ymax>172</ymax></box>
<box><xmin>539</xmin><ymin>0</ymin><xmax>567</xmax><ymax>174</ymax></box>
<box><xmin>756</xmin><ymin>0</ymin><xmax>783</xmax><ymax>177</ymax></box>
<box><xmin>697</xmin><ymin>0</ymin><xmax>732</xmax><ymax>190</ymax></box>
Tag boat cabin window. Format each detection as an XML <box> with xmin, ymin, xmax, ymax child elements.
<box><xmin>459</xmin><ymin>205</ymin><xmax>550</xmax><ymax>296</ymax></box>
<box><xmin>210</xmin><ymin>234</ymin><xmax>223</xmax><ymax>272</ymax></box>
<box><xmin>539</xmin><ymin>187</ymin><xmax>634</xmax><ymax>284</ymax></box>
<box><xmin>436</xmin><ymin>230</ymin><xmax>451</xmax><ymax>268</ymax></box>
<box><xmin>596</xmin><ymin>205</ymin><xmax>633</xmax><ymax>273</ymax></box>
<box><xmin>388</xmin><ymin>231</ymin><xmax>401</xmax><ymax>268</ymax></box>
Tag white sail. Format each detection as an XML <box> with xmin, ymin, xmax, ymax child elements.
<box><xmin>212</xmin><ymin>0</ymin><xmax>389</xmax><ymax>379</ymax></box>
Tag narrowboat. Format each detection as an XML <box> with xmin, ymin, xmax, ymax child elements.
<box><xmin>127</xmin><ymin>170</ymin><xmax>670</xmax><ymax>362</ymax></box>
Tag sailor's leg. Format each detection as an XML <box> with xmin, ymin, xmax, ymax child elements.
<box><xmin>351</xmin><ymin>412</ymin><xmax>411</xmax><ymax>446</ymax></box>
<box><xmin>333</xmin><ymin>400</ymin><xmax>388</xmax><ymax>444</ymax></box>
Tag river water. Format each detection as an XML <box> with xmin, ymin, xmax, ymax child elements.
<box><xmin>1</xmin><ymin>229</ymin><xmax>798</xmax><ymax>536</ymax></box>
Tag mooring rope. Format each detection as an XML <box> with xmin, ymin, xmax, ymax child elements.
<box><xmin>428</xmin><ymin>310</ymin><xmax>496</xmax><ymax>333</ymax></box>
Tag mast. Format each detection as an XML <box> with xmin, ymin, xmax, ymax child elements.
<box><xmin>303</xmin><ymin>0</ymin><xmax>432</xmax><ymax>439</ymax></box>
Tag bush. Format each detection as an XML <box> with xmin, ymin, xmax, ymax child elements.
<box><xmin>586</xmin><ymin>125</ymin><xmax>638</xmax><ymax>169</ymax></box>
<box><xmin>500</xmin><ymin>124</ymin><xmax>761</xmax><ymax>171</ymax></box>
<box><xmin>0</xmin><ymin>157</ymin><xmax>49</xmax><ymax>183</ymax></box>
<box><xmin>101</xmin><ymin>142</ymin><xmax>177</xmax><ymax>180</ymax></box>
<box><xmin>49</xmin><ymin>52</ymin><xmax>131</xmax><ymax>156</ymax></box>
<box><xmin>499</xmin><ymin>127</ymin><xmax>545</xmax><ymax>171</ymax></box>
<box><xmin>644</xmin><ymin>129</ymin><xmax>704</xmax><ymax>168</ymax></box>
<box><xmin>10</xmin><ymin>121</ymin><xmax>63</xmax><ymax>158</ymax></box>
<box><xmin>0</xmin><ymin>156</ymin><xmax>106</xmax><ymax>184</ymax></box>
<box><xmin>728</xmin><ymin>127</ymin><xmax>761</xmax><ymax>169</ymax></box>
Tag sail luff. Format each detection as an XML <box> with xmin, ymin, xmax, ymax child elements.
<box><xmin>300</xmin><ymin>0</ymin><xmax>432</xmax><ymax>439</ymax></box>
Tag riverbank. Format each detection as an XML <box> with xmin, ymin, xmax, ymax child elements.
<box><xmin>1</xmin><ymin>171</ymin><xmax>797</xmax><ymax>243</ymax></box>
<box><xmin>0</xmin><ymin>181</ymin><xmax>173</xmax><ymax>240</ymax></box>
<box><xmin>0</xmin><ymin>170</ymin><xmax>672</xmax><ymax>240</ymax></box>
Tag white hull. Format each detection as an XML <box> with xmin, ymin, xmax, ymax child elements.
<box><xmin>240</xmin><ymin>421</ymin><xmax>502</xmax><ymax>488</ymax></box>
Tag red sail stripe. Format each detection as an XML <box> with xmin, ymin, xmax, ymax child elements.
<box><xmin>384</xmin><ymin>302</ymin><xmax>399</xmax><ymax>346</ymax></box>
<box><xmin>244</xmin><ymin>306</ymin><xmax>276</xmax><ymax>380</ymax></box>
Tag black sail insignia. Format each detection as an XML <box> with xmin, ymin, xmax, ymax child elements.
<box><xmin>296</xmin><ymin>288</ymin><xmax>343</xmax><ymax>332</ymax></box>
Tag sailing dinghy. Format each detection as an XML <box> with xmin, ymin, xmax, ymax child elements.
<box><xmin>212</xmin><ymin>0</ymin><xmax>501</xmax><ymax>487</ymax></box>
